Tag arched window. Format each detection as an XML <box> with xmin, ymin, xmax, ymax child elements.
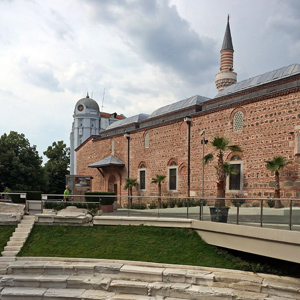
<box><xmin>168</xmin><ymin>161</ymin><xmax>178</xmax><ymax>191</ymax></box>
<box><xmin>145</xmin><ymin>133</ymin><xmax>149</xmax><ymax>148</ymax></box>
<box><xmin>228</xmin><ymin>156</ymin><xmax>243</xmax><ymax>192</ymax></box>
<box><xmin>233</xmin><ymin>111</ymin><xmax>243</xmax><ymax>131</ymax></box>
<box><xmin>139</xmin><ymin>164</ymin><xmax>146</xmax><ymax>190</ymax></box>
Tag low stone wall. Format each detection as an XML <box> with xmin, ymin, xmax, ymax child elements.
<box><xmin>35</xmin><ymin>206</ymin><xmax>93</xmax><ymax>225</ymax></box>
<box><xmin>0</xmin><ymin>203</ymin><xmax>24</xmax><ymax>224</ymax></box>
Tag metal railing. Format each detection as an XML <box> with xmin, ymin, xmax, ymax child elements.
<box><xmin>2</xmin><ymin>192</ymin><xmax>300</xmax><ymax>231</ymax></box>
<box><xmin>37</xmin><ymin>194</ymin><xmax>300</xmax><ymax>231</ymax></box>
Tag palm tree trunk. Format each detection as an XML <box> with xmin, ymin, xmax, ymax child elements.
<box><xmin>129</xmin><ymin>187</ymin><xmax>132</xmax><ymax>208</ymax></box>
<box><xmin>274</xmin><ymin>171</ymin><xmax>283</xmax><ymax>208</ymax></box>
<box><xmin>216</xmin><ymin>150</ymin><xmax>226</xmax><ymax>207</ymax></box>
<box><xmin>158</xmin><ymin>182</ymin><xmax>162</xmax><ymax>209</ymax></box>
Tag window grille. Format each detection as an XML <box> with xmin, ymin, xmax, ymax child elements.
<box><xmin>233</xmin><ymin>111</ymin><xmax>243</xmax><ymax>131</ymax></box>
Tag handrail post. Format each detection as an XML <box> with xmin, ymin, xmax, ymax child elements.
<box><xmin>237</xmin><ymin>202</ymin><xmax>240</xmax><ymax>225</ymax></box>
<box><xmin>260</xmin><ymin>199</ymin><xmax>263</xmax><ymax>227</ymax></box>
<box><xmin>289</xmin><ymin>200</ymin><xmax>293</xmax><ymax>230</ymax></box>
<box><xmin>186</xmin><ymin>198</ymin><xmax>189</xmax><ymax>219</ymax></box>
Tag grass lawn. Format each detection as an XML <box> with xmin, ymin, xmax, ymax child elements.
<box><xmin>0</xmin><ymin>225</ymin><xmax>16</xmax><ymax>255</ymax></box>
<box><xmin>18</xmin><ymin>225</ymin><xmax>300</xmax><ymax>277</ymax></box>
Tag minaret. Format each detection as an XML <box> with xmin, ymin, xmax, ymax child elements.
<box><xmin>215</xmin><ymin>16</ymin><xmax>237</xmax><ymax>92</ymax></box>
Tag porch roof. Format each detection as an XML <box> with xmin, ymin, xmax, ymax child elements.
<box><xmin>88</xmin><ymin>155</ymin><xmax>125</xmax><ymax>168</ymax></box>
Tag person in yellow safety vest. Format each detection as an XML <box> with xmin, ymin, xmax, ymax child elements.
<box><xmin>63</xmin><ymin>185</ymin><xmax>71</xmax><ymax>201</ymax></box>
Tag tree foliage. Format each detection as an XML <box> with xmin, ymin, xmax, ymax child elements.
<box><xmin>0</xmin><ymin>131</ymin><xmax>44</xmax><ymax>192</ymax></box>
<box><xmin>204</xmin><ymin>136</ymin><xmax>242</xmax><ymax>206</ymax></box>
<box><xmin>265</xmin><ymin>156</ymin><xmax>291</xmax><ymax>208</ymax></box>
<box><xmin>43</xmin><ymin>141</ymin><xmax>70</xmax><ymax>194</ymax></box>
<box><xmin>151</xmin><ymin>174</ymin><xmax>166</xmax><ymax>208</ymax></box>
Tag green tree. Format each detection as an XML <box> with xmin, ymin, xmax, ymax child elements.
<box><xmin>265</xmin><ymin>156</ymin><xmax>291</xmax><ymax>208</ymax></box>
<box><xmin>204</xmin><ymin>136</ymin><xmax>242</xmax><ymax>207</ymax></box>
<box><xmin>124</xmin><ymin>178</ymin><xmax>138</xmax><ymax>208</ymax></box>
<box><xmin>151</xmin><ymin>174</ymin><xmax>166</xmax><ymax>209</ymax></box>
<box><xmin>43</xmin><ymin>141</ymin><xmax>70</xmax><ymax>194</ymax></box>
<box><xmin>0</xmin><ymin>131</ymin><xmax>44</xmax><ymax>192</ymax></box>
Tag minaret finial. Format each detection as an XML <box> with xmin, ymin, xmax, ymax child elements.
<box><xmin>215</xmin><ymin>16</ymin><xmax>237</xmax><ymax>92</ymax></box>
<box><xmin>86</xmin><ymin>92</ymin><xmax>89</xmax><ymax>98</ymax></box>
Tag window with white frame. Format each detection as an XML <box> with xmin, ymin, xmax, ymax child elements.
<box><xmin>227</xmin><ymin>156</ymin><xmax>243</xmax><ymax>192</ymax></box>
<box><xmin>233</xmin><ymin>111</ymin><xmax>243</xmax><ymax>131</ymax></box>
<box><xmin>168</xmin><ymin>161</ymin><xmax>178</xmax><ymax>191</ymax></box>
<box><xmin>139</xmin><ymin>164</ymin><xmax>146</xmax><ymax>190</ymax></box>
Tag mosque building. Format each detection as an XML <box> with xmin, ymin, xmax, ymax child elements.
<box><xmin>72</xmin><ymin>18</ymin><xmax>300</xmax><ymax>205</ymax></box>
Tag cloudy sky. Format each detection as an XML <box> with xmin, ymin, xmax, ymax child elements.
<box><xmin>1</xmin><ymin>0</ymin><xmax>300</xmax><ymax>162</ymax></box>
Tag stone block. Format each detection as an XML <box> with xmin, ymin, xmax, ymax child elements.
<box><xmin>232</xmin><ymin>289</ymin><xmax>268</xmax><ymax>300</ymax></box>
<box><xmin>163</xmin><ymin>268</ymin><xmax>187</xmax><ymax>283</ymax></box>
<box><xmin>213</xmin><ymin>272</ymin><xmax>263</xmax><ymax>293</ymax></box>
<box><xmin>111</xmin><ymin>294</ymin><xmax>154</xmax><ymax>300</ymax></box>
<box><xmin>43</xmin><ymin>287</ymin><xmax>86</xmax><ymax>300</ymax></box>
<box><xmin>72</xmin><ymin>263</ymin><xmax>95</xmax><ymax>275</ymax></box>
<box><xmin>185</xmin><ymin>270</ymin><xmax>214</xmax><ymax>286</ymax></box>
<box><xmin>43</xmin><ymin>262</ymin><xmax>74</xmax><ymax>275</ymax></box>
<box><xmin>261</xmin><ymin>279</ymin><xmax>300</xmax><ymax>299</ymax></box>
<box><xmin>81</xmin><ymin>289</ymin><xmax>115</xmax><ymax>299</ymax></box>
<box><xmin>94</xmin><ymin>262</ymin><xmax>123</xmax><ymax>276</ymax></box>
<box><xmin>120</xmin><ymin>265</ymin><xmax>164</xmax><ymax>282</ymax></box>
<box><xmin>109</xmin><ymin>279</ymin><xmax>149</xmax><ymax>295</ymax></box>
<box><xmin>37</xmin><ymin>275</ymin><xmax>69</xmax><ymax>288</ymax></box>
<box><xmin>148</xmin><ymin>282</ymin><xmax>172</xmax><ymax>297</ymax></box>
<box><xmin>0</xmin><ymin>286</ymin><xmax>46</xmax><ymax>300</ymax></box>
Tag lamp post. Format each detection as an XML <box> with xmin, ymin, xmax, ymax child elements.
<box><xmin>184</xmin><ymin>116</ymin><xmax>192</xmax><ymax>198</ymax></box>
<box><xmin>124</xmin><ymin>132</ymin><xmax>131</xmax><ymax>179</ymax></box>
<box><xmin>124</xmin><ymin>132</ymin><xmax>131</xmax><ymax>214</ymax></box>
<box><xmin>200</xmin><ymin>130</ymin><xmax>208</xmax><ymax>198</ymax></box>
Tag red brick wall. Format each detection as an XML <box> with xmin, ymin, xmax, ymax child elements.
<box><xmin>76</xmin><ymin>87</ymin><xmax>300</xmax><ymax>204</ymax></box>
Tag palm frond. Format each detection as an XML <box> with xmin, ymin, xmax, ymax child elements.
<box><xmin>151</xmin><ymin>174</ymin><xmax>166</xmax><ymax>184</ymax></box>
<box><xmin>203</xmin><ymin>153</ymin><xmax>213</xmax><ymax>165</ymax></box>
<box><xmin>227</xmin><ymin>145</ymin><xmax>243</xmax><ymax>153</ymax></box>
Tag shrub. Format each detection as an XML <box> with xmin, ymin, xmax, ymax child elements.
<box><xmin>128</xmin><ymin>202</ymin><xmax>147</xmax><ymax>210</ymax></box>
<box><xmin>84</xmin><ymin>192</ymin><xmax>116</xmax><ymax>205</ymax></box>
<box><xmin>168</xmin><ymin>198</ymin><xmax>177</xmax><ymax>208</ymax></box>
<box><xmin>266</xmin><ymin>199</ymin><xmax>275</xmax><ymax>208</ymax></box>
<box><xmin>177</xmin><ymin>199</ymin><xmax>183</xmax><ymax>207</ymax></box>
<box><xmin>229</xmin><ymin>194</ymin><xmax>246</xmax><ymax>207</ymax></box>
<box><xmin>10</xmin><ymin>191</ymin><xmax>42</xmax><ymax>203</ymax></box>
<box><xmin>149</xmin><ymin>201</ymin><xmax>157</xmax><ymax>209</ymax></box>
<box><xmin>161</xmin><ymin>201</ymin><xmax>168</xmax><ymax>208</ymax></box>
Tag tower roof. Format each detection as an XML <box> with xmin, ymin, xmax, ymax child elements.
<box><xmin>221</xmin><ymin>16</ymin><xmax>234</xmax><ymax>51</ymax></box>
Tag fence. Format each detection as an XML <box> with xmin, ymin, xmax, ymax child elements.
<box><xmin>36</xmin><ymin>194</ymin><xmax>300</xmax><ymax>231</ymax></box>
<box><xmin>1</xmin><ymin>192</ymin><xmax>300</xmax><ymax>231</ymax></box>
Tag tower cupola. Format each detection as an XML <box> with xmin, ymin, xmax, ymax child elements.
<box><xmin>215</xmin><ymin>16</ymin><xmax>237</xmax><ymax>92</ymax></box>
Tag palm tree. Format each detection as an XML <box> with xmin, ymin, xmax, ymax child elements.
<box><xmin>124</xmin><ymin>178</ymin><xmax>138</xmax><ymax>208</ymax></box>
<box><xmin>204</xmin><ymin>136</ymin><xmax>242</xmax><ymax>207</ymax></box>
<box><xmin>151</xmin><ymin>175</ymin><xmax>166</xmax><ymax>208</ymax></box>
<box><xmin>265</xmin><ymin>156</ymin><xmax>291</xmax><ymax>208</ymax></box>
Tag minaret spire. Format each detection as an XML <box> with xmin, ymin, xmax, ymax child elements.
<box><xmin>215</xmin><ymin>16</ymin><xmax>237</xmax><ymax>92</ymax></box>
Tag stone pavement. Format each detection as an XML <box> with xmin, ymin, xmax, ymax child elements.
<box><xmin>0</xmin><ymin>257</ymin><xmax>299</xmax><ymax>299</ymax></box>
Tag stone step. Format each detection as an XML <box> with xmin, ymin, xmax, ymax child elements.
<box><xmin>1</xmin><ymin>251</ymin><xmax>18</xmax><ymax>257</ymax></box>
<box><xmin>17</xmin><ymin>224</ymin><xmax>33</xmax><ymax>229</ymax></box>
<box><xmin>0</xmin><ymin>257</ymin><xmax>16</xmax><ymax>263</ymax></box>
<box><xmin>9</xmin><ymin>236</ymin><xmax>26</xmax><ymax>242</ymax></box>
<box><xmin>6</xmin><ymin>241</ymin><xmax>24</xmax><ymax>247</ymax></box>
<box><xmin>14</xmin><ymin>227</ymin><xmax>31</xmax><ymax>233</ymax></box>
<box><xmin>22</xmin><ymin>215</ymin><xmax>35</xmax><ymax>221</ymax></box>
<box><xmin>12</xmin><ymin>232</ymin><xmax>28</xmax><ymax>238</ymax></box>
<box><xmin>4</xmin><ymin>246</ymin><xmax>22</xmax><ymax>252</ymax></box>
